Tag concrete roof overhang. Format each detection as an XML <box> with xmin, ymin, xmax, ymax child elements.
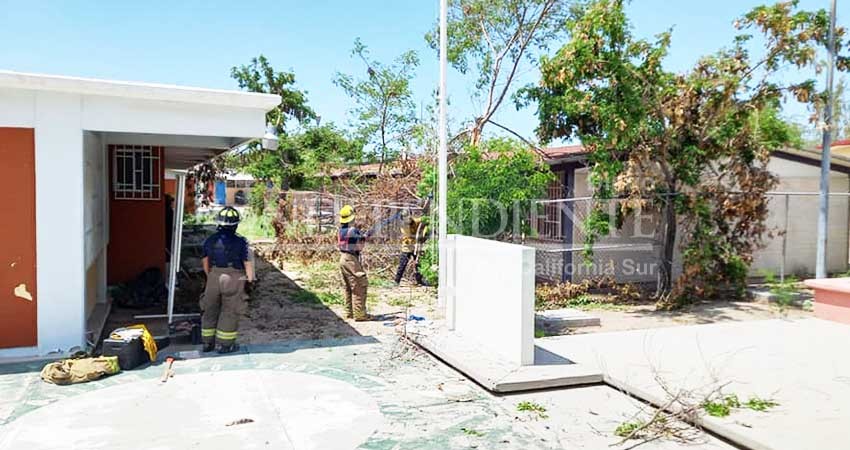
<box><xmin>0</xmin><ymin>70</ymin><xmax>280</xmax><ymax>169</ymax></box>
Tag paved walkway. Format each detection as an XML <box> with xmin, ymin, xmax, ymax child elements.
<box><xmin>0</xmin><ymin>336</ymin><xmax>732</xmax><ymax>450</ymax></box>
<box><xmin>538</xmin><ymin>318</ymin><xmax>850</xmax><ymax>450</ymax></box>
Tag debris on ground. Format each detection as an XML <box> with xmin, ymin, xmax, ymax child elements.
<box><xmin>239</xmin><ymin>245</ymin><xmax>437</xmax><ymax>344</ymax></box>
<box><xmin>225</xmin><ymin>418</ymin><xmax>255</xmax><ymax>427</ymax></box>
<box><xmin>111</xmin><ymin>267</ymin><xmax>167</xmax><ymax>309</ymax></box>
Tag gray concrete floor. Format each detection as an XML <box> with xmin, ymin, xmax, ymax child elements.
<box><xmin>538</xmin><ymin>318</ymin><xmax>850</xmax><ymax>450</ymax></box>
<box><xmin>0</xmin><ymin>336</ymin><xmax>733</xmax><ymax>450</ymax></box>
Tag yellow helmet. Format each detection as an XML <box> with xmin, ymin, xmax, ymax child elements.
<box><xmin>339</xmin><ymin>204</ymin><xmax>355</xmax><ymax>224</ymax></box>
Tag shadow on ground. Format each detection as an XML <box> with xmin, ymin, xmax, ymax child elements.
<box><xmin>102</xmin><ymin>234</ymin><xmax>365</xmax><ymax>349</ymax></box>
<box><xmin>240</xmin><ymin>252</ymin><xmax>364</xmax><ymax>343</ymax></box>
<box><xmin>619</xmin><ymin>300</ymin><xmax>800</xmax><ymax>325</ymax></box>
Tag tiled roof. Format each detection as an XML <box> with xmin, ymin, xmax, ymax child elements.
<box><xmin>817</xmin><ymin>138</ymin><xmax>850</xmax><ymax>149</ymax></box>
<box><xmin>539</xmin><ymin>144</ymin><xmax>587</xmax><ymax>161</ymax></box>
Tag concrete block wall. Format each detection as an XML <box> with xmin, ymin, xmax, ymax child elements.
<box><xmin>446</xmin><ymin>235</ymin><xmax>536</xmax><ymax>366</ymax></box>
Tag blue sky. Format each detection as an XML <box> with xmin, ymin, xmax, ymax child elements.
<box><xmin>0</xmin><ymin>0</ymin><xmax>843</xmax><ymax>144</ymax></box>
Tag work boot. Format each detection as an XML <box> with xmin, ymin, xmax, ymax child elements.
<box><xmin>202</xmin><ymin>342</ymin><xmax>215</xmax><ymax>353</ymax></box>
<box><xmin>354</xmin><ymin>314</ymin><xmax>376</xmax><ymax>322</ymax></box>
<box><xmin>217</xmin><ymin>343</ymin><xmax>240</xmax><ymax>354</ymax></box>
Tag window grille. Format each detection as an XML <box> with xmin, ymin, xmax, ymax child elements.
<box><xmin>112</xmin><ymin>145</ymin><xmax>161</xmax><ymax>200</ymax></box>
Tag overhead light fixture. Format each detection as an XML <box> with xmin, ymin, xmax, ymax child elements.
<box><xmin>262</xmin><ymin>123</ymin><xmax>279</xmax><ymax>150</ymax></box>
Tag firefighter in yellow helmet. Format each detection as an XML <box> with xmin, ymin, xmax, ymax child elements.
<box><xmin>200</xmin><ymin>207</ymin><xmax>255</xmax><ymax>353</ymax></box>
<box><xmin>338</xmin><ymin>205</ymin><xmax>372</xmax><ymax>321</ymax></box>
<box><xmin>395</xmin><ymin>215</ymin><xmax>429</xmax><ymax>286</ymax></box>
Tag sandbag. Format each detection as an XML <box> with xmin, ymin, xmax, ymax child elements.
<box><xmin>40</xmin><ymin>356</ymin><xmax>121</xmax><ymax>385</ymax></box>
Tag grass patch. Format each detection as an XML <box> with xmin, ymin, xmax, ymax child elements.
<box><xmin>369</xmin><ymin>277</ymin><xmax>396</xmax><ymax>288</ymax></box>
<box><xmin>387</xmin><ymin>296</ymin><xmax>411</xmax><ymax>307</ymax></box>
<box><xmin>516</xmin><ymin>401</ymin><xmax>548</xmax><ymax>419</ymax></box>
<box><xmin>460</xmin><ymin>427</ymin><xmax>485</xmax><ymax>437</ymax></box>
<box><xmin>290</xmin><ymin>289</ymin><xmax>344</xmax><ymax>306</ymax></box>
<box><xmin>558</xmin><ymin>294</ymin><xmax>629</xmax><ymax>311</ymax></box>
<box><xmin>317</xmin><ymin>291</ymin><xmax>344</xmax><ymax>305</ymax></box>
<box><xmin>239</xmin><ymin>211</ymin><xmax>275</xmax><ymax>241</ymax></box>
<box><xmin>703</xmin><ymin>394</ymin><xmax>740</xmax><ymax>417</ymax></box>
<box><xmin>762</xmin><ymin>271</ymin><xmax>800</xmax><ymax>311</ymax></box>
<box><xmin>703</xmin><ymin>394</ymin><xmax>777</xmax><ymax>417</ymax></box>
<box><xmin>744</xmin><ymin>396</ymin><xmax>779</xmax><ymax>412</ymax></box>
<box><xmin>291</xmin><ymin>290</ymin><xmax>320</xmax><ymax>305</ymax></box>
<box><xmin>534</xmin><ymin>328</ymin><xmax>547</xmax><ymax>338</ymax></box>
<box><xmin>183</xmin><ymin>212</ymin><xmax>214</xmax><ymax>226</ymax></box>
<box><xmin>614</xmin><ymin>420</ymin><xmax>645</xmax><ymax>438</ymax></box>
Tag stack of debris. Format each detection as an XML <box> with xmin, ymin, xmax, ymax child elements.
<box><xmin>272</xmin><ymin>158</ymin><xmax>428</xmax><ymax>274</ymax></box>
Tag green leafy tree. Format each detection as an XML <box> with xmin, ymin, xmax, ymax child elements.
<box><xmin>230</xmin><ymin>55</ymin><xmax>316</xmax><ymax>189</ymax></box>
<box><xmin>426</xmin><ymin>0</ymin><xmax>570</xmax><ymax>145</ymax></box>
<box><xmin>334</xmin><ymin>39</ymin><xmax>420</xmax><ymax>171</ymax></box>
<box><xmin>523</xmin><ymin>0</ymin><xmax>847</xmax><ymax>305</ymax></box>
<box><xmin>294</xmin><ymin>123</ymin><xmax>364</xmax><ymax>189</ymax></box>
<box><xmin>417</xmin><ymin>138</ymin><xmax>553</xmax><ymax>285</ymax></box>
<box><xmin>421</xmin><ymin>138</ymin><xmax>554</xmax><ymax>238</ymax></box>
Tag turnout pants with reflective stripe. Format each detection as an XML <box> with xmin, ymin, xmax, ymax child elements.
<box><xmin>339</xmin><ymin>252</ymin><xmax>368</xmax><ymax>320</ymax></box>
<box><xmin>201</xmin><ymin>267</ymin><xmax>247</xmax><ymax>345</ymax></box>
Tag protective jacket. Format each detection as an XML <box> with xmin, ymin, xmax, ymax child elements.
<box><xmin>400</xmin><ymin>220</ymin><xmax>428</xmax><ymax>254</ymax></box>
<box><xmin>339</xmin><ymin>224</ymin><xmax>366</xmax><ymax>255</ymax></box>
<box><xmin>203</xmin><ymin>230</ymin><xmax>250</xmax><ymax>270</ymax></box>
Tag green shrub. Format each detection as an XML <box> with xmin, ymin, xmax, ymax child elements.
<box><xmin>763</xmin><ymin>271</ymin><xmax>800</xmax><ymax>310</ymax></box>
<box><xmin>419</xmin><ymin>240</ymin><xmax>438</xmax><ymax>286</ymax></box>
<box><xmin>249</xmin><ymin>182</ymin><xmax>267</xmax><ymax>216</ymax></box>
<box><xmin>614</xmin><ymin>420</ymin><xmax>645</xmax><ymax>438</ymax></box>
<box><xmin>516</xmin><ymin>401</ymin><xmax>548</xmax><ymax>419</ymax></box>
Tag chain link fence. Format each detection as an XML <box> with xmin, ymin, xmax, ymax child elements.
<box><xmin>527</xmin><ymin>192</ymin><xmax>850</xmax><ymax>286</ymax></box>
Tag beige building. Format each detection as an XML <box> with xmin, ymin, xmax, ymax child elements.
<box><xmin>531</xmin><ymin>146</ymin><xmax>850</xmax><ymax>283</ymax></box>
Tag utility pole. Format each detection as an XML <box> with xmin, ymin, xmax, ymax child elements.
<box><xmin>816</xmin><ymin>0</ymin><xmax>838</xmax><ymax>279</ymax></box>
<box><xmin>438</xmin><ymin>0</ymin><xmax>449</xmax><ymax>306</ymax></box>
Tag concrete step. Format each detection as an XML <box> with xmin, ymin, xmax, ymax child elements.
<box><xmin>536</xmin><ymin>308</ymin><xmax>601</xmax><ymax>332</ymax></box>
<box><xmin>408</xmin><ymin>323</ymin><xmax>603</xmax><ymax>393</ymax></box>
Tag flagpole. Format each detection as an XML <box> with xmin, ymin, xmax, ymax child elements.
<box><xmin>438</xmin><ymin>0</ymin><xmax>449</xmax><ymax>308</ymax></box>
<box><xmin>816</xmin><ymin>0</ymin><xmax>837</xmax><ymax>279</ymax></box>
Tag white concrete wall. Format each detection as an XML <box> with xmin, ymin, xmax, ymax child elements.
<box><xmin>83</xmin><ymin>131</ymin><xmax>109</xmax><ymax>320</ymax></box>
<box><xmin>83</xmin><ymin>131</ymin><xmax>107</xmax><ymax>267</ymax></box>
<box><xmin>34</xmin><ymin>91</ymin><xmax>87</xmax><ymax>354</ymax></box>
<box><xmin>447</xmin><ymin>235</ymin><xmax>536</xmax><ymax>366</ymax></box>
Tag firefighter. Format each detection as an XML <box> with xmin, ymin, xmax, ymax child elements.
<box><xmin>200</xmin><ymin>206</ymin><xmax>255</xmax><ymax>353</ymax></box>
<box><xmin>338</xmin><ymin>205</ymin><xmax>372</xmax><ymax>321</ymax></box>
<box><xmin>394</xmin><ymin>215</ymin><xmax>428</xmax><ymax>286</ymax></box>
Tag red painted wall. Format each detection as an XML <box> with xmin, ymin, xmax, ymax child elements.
<box><xmin>163</xmin><ymin>177</ymin><xmax>196</xmax><ymax>215</ymax></box>
<box><xmin>107</xmin><ymin>146</ymin><xmax>166</xmax><ymax>284</ymax></box>
<box><xmin>0</xmin><ymin>128</ymin><xmax>37</xmax><ymax>348</ymax></box>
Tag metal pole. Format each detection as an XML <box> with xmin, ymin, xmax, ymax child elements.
<box><xmin>438</xmin><ymin>0</ymin><xmax>449</xmax><ymax>307</ymax></box>
<box><xmin>167</xmin><ymin>171</ymin><xmax>187</xmax><ymax>325</ymax></box>
<box><xmin>781</xmin><ymin>194</ymin><xmax>789</xmax><ymax>283</ymax></box>
<box><xmin>816</xmin><ymin>0</ymin><xmax>837</xmax><ymax>279</ymax></box>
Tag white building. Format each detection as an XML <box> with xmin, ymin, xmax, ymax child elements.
<box><xmin>0</xmin><ymin>71</ymin><xmax>278</xmax><ymax>358</ymax></box>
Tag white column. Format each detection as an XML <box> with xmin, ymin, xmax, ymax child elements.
<box><xmin>166</xmin><ymin>171</ymin><xmax>187</xmax><ymax>324</ymax></box>
<box><xmin>35</xmin><ymin>92</ymin><xmax>86</xmax><ymax>354</ymax></box>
